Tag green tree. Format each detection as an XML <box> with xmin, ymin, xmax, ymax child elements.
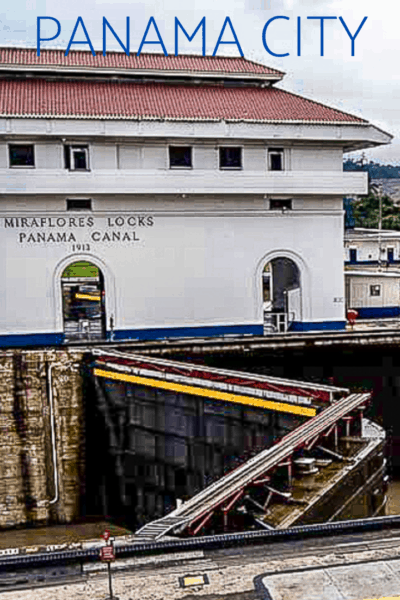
<box><xmin>351</xmin><ymin>192</ymin><xmax>400</xmax><ymax>230</ymax></box>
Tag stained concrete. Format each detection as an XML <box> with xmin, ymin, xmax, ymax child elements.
<box><xmin>263</xmin><ymin>559</ymin><xmax>400</xmax><ymax>600</ymax></box>
<box><xmin>0</xmin><ymin>350</ymin><xmax>85</xmax><ymax>529</ymax></box>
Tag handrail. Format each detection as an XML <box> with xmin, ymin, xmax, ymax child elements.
<box><xmin>48</xmin><ymin>363</ymin><xmax>59</xmax><ymax>505</ymax></box>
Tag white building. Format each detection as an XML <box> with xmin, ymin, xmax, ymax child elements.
<box><xmin>345</xmin><ymin>228</ymin><xmax>400</xmax><ymax>318</ymax></box>
<box><xmin>345</xmin><ymin>228</ymin><xmax>400</xmax><ymax>267</ymax></box>
<box><xmin>0</xmin><ymin>48</ymin><xmax>391</xmax><ymax>347</ymax></box>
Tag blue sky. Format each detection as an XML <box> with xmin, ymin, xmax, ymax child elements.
<box><xmin>2</xmin><ymin>0</ymin><xmax>398</xmax><ymax>162</ymax></box>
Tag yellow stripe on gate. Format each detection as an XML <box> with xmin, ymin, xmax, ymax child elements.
<box><xmin>93</xmin><ymin>368</ymin><xmax>317</xmax><ymax>417</ymax></box>
<box><xmin>75</xmin><ymin>293</ymin><xmax>101</xmax><ymax>301</ymax></box>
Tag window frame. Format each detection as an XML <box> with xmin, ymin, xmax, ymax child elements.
<box><xmin>219</xmin><ymin>146</ymin><xmax>243</xmax><ymax>170</ymax></box>
<box><xmin>268</xmin><ymin>148</ymin><xmax>285</xmax><ymax>172</ymax></box>
<box><xmin>349</xmin><ymin>247</ymin><xmax>358</xmax><ymax>263</ymax></box>
<box><xmin>168</xmin><ymin>146</ymin><xmax>193</xmax><ymax>169</ymax></box>
<box><xmin>8</xmin><ymin>143</ymin><xmax>35</xmax><ymax>169</ymax></box>
<box><xmin>66</xmin><ymin>198</ymin><xmax>92</xmax><ymax>211</ymax></box>
<box><xmin>269</xmin><ymin>199</ymin><xmax>293</xmax><ymax>211</ymax></box>
<box><xmin>64</xmin><ymin>144</ymin><xmax>90</xmax><ymax>171</ymax></box>
<box><xmin>370</xmin><ymin>284</ymin><xmax>381</xmax><ymax>297</ymax></box>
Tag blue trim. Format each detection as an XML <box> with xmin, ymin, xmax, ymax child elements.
<box><xmin>0</xmin><ymin>333</ymin><xmax>65</xmax><ymax>347</ymax></box>
<box><xmin>355</xmin><ymin>306</ymin><xmax>400</xmax><ymax>319</ymax></box>
<box><xmin>345</xmin><ymin>260</ymin><xmax>399</xmax><ymax>266</ymax></box>
<box><xmin>0</xmin><ymin>320</ymin><xmax>349</xmax><ymax>348</ymax></box>
<box><xmin>289</xmin><ymin>320</ymin><xmax>347</xmax><ymax>332</ymax></box>
<box><xmin>112</xmin><ymin>324</ymin><xmax>263</xmax><ymax>341</ymax></box>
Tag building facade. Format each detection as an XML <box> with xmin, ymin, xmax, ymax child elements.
<box><xmin>345</xmin><ymin>227</ymin><xmax>400</xmax><ymax>267</ymax></box>
<box><xmin>0</xmin><ymin>49</ymin><xmax>391</xmax><ymax>346</ymax></box>
<box><xmin>345</xmin><ymin>228</ymin><xmax>400</xmax><ymax>318</ymax></box>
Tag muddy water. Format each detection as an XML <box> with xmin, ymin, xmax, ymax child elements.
<box><xmin>0</xmin><ymin>521</ymin><xmax>132</xmax><ymax>550</ymax></box>
<box><xmin>387</xmin><ymin>480</ymin><xmax>400</xmax><ymax>515</ymax></box>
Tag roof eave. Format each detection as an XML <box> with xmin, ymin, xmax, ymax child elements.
<box><xmin>343</xmin><ymin>124</ymin><xmax>393</xmax><ymax>153</ymax></box>
<box><xmin>0</xmin><ymin>64</ymin><xmax>284</xmax><ymax>83</ymax></box>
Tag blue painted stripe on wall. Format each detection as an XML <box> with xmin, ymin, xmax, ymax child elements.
<box><xmin>0</xmin><ymin>333</ymin><xmax>64</xmax><ymax>347</ymax></box>
<box><xmin>345</xmin><ymin>260</ymin><xmax>400</xmax><ymax>266</ymax></box>
<box><xmin>112</xmin><ymin>324</ymin><xmax>263</xmax><ymax>341</ymax></box>
<box><xmin>0</xmin><ymin>320</ymin><xmax>349</xmax><ymax>348</ymax></box>
<box><xmin>355</xmin><ymin>306</ymin><xmax>400</xmax><ymax>319</ymax></box>
<box><xmin>289</xmin><ymin>321</ymin><xmax>347</xmax><ymax>332</ymax></box>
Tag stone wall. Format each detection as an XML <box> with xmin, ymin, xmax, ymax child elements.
<box><xmin>0</xmin><ymin>349</ymin><xmax>85</xmax><ymax>528</ymax></box>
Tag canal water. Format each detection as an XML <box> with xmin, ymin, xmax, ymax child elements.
<box><xmin>387</xmin><ymin>477</ymin><xmax>400</xmax><ymax>515</ymax></box>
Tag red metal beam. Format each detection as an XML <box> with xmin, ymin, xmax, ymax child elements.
<box><xmin>191</xmin><ymin>511</ymin><xmax>214</xmax><ymax>536</ymax></box>
<box><xmin>222</xmin><ymin>490</ymin><xmax>245</xmax><ymax>514</ymax></box>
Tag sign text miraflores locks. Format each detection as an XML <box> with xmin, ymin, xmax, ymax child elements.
<box><xmin>3</xmin><ymin>215</ymin><xmax>154</xmax><ymax>250</ymax></box>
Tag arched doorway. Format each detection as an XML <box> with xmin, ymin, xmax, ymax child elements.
<box><xmin>262</xmin><ymin>257</ymin><xmax>301</xmax><ymax>333</ymax></box>
<box><xmin>61</xmin><ymin>260</ymin><xmax>106</xmax><ymax>341</ymax></box>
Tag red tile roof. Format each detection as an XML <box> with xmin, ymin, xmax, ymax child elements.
<box><xmin>0</xmin><ymin>78</ymin><xmax>366</xmax><ymax>123</ymax></box>
<box><xmin>0</xmin><ymin>47</ymin><xmax>284</xmax><ymax>77</ymax></box>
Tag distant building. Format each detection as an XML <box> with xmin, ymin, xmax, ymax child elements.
<box><xmin>0</xmin><ymin>48</ymin><xmax>392</xmax><ymax>346</ymax></box>
<box><xmin>345</xmin><ymin>228</ymin><xmax>400</xmax><ymax>318</ymax></box>
<box><xmin>345</xmin><ymin>228</ymin><xmax>400</xmax><ymax>267</ymax></box>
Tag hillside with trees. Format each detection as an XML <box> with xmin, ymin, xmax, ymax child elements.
<box><xmin>343</xmin><ymin>159</ymin><xmax>400</xmax><ymax>230</ymax></box>
<box><xmin>343</xmin><ymin>158</ymin><xmax>400</xmax><ymax>179</ymax></box>
<box><xmin>348</xmin><ymin>192</ymin><xmax>400</xmax><ymax>230</ymax></box>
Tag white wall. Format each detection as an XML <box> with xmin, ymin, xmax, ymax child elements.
<box><xmin>0</xmin><ymin>140</ymin><xmax>348</xmax><ymax>173</ymax></box>
<box><xmin>0</xmin><ymin>199</ymin><xmax>346</xmax><ymax>336</ymax></box>
<box><xmin>345</xmin><ymin>238</ymin><xmax>400</xmax><ymax>262</ymax></box>
<box><xmin>91</xmin><ymin>144</ymin><xmax>117</xmax><ymax>170</ymax></box>
<box><xmin>348</xmin><ymin>275</ymin><xmax>400</xmax><ymax>308</ymax></box>
<box><xmin>292</xmin><ymin>147</ymin><xmax>343</xmax><ymax>171</ymax></box>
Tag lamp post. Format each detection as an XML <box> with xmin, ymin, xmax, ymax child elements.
<box><xmin>377</xmin><ymin>184</ymin><xmax>383</xmax><ymax>271</ymax></box>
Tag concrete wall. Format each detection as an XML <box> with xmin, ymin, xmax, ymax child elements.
<box><xmin>295</xmin><ymin>440</ymin><xmax>386</xmax><ymax>525</ymax></box>
<box><xmin>0</xmin><ymin>195</ymin><xmax>346</xmax><ymax>342</ymax></box>
<box><xmin>0</xmin><ymin>350</ymin><xmax>84</xmax><ymax>528</ymax></box>
<box><xmin>292</xmin><ymin>147</ymin><xmax>342</xmax><ymax>171</ymax></box>
<box><xmin>2</xmin><ymin>141</ymin><xmax>344</xmax><ymax>173</ymax></box>
<box><xmin>347</xmin><ymin>274</ymin><xmax>400</xmax><ymax>309</ymax></box>
<box><xmin>345</xmin><ymin>237</ymin><xmax>400</xmax><ymax>263</ymax></box>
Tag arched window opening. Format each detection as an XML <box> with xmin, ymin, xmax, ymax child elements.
<box><xmin>262</xmin><ymin>257</ymin><xmax>301</xmax><ymax>333</ymax></box>
<box><xmin>61</xmin><ymin>260</ymin><xmax>106</xmax><ymax>341</ymax></box>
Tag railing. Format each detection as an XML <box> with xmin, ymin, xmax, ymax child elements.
<box><xmin>264</xmin><ymin>312</ymin><xmax>295</xmax><ymax>334</ymax></box>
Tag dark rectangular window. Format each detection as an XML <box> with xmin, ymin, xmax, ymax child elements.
<box><xmin>388</xmin><ymin>247</ymin><xmax>394</xmax><ymax>262</ymax></box>
<box><xmin>349</xmin><ymin>248</ymin><xmax>358</xmax><ymax>263</ymax></box>
<box><xmin>219</xmin><ymin>147</ymin><xmax>242</xmax><ymax>169</ymax></box>
<box><xmin>64</xmin><ymin>145</ymin><xmax>70</xmax><ymax>169</ymax></box>
<box><xmin>64</xmin><ymin>145</ymin><xmax>89</xmax><ymax>170</ymax></box>
<box><xmin>370</xmin><ymin>285</ymin><xmax>381</xmax><ymax>297</ymax></box>
<box><xmin>269</xmin><ymin>199</ymin><xmax>292</xmax><ymax>211</ymax></box>
<box><xmin>169</xmin><ymin>146</ymin><xmax>192</xmax><ymax>168</ymax></box>
<box><xmin>66</xmin><ymin>199</ymin><xmax>92</xmax><ymax>211</ymax></box>
<box><xmin>9</xmin><ymin>144</ymin><xmax>35</xmax><ymax>167</ymax></box>
<box><xmin>268</xmin><ymin>149</ymin><xmax>284</xmax><ymax>171</ymax></box>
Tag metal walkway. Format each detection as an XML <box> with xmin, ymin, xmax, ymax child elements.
<box><xmin>135</xmin><ymin>391</ymin><xmax>370</xmax><ymax>541</ymax></box>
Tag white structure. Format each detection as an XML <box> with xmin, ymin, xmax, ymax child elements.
<box><xmin>345</xmin><ymin>270</ymin><xmax>400</xmax><ymax>319</ymax></box>
<box><xmin>345</xmin><ymin>228</ymin><xmax>400</xmax><ymax>267</ymax></box>
<box><xmin>0</xmin><ymin>48</ymin><xmax>391</xmax><ymax>347</ymax></box>
<box><xmin>345</xmin><ymin>228</ymin><xmax>400</xmax><ymax>318</ymax></box>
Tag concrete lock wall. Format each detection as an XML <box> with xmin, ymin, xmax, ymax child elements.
<box><xmin>0</xmin><ymin>350</ymin><xmax>84</xmax><ymax>529</ymax></box>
